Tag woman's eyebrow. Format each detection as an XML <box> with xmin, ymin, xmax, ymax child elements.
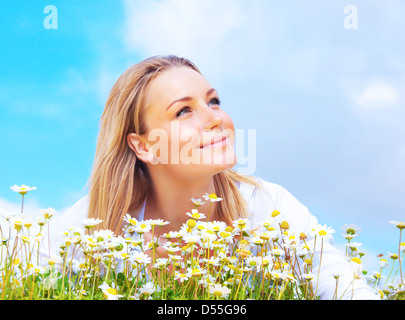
<box><xmin>166</xmin><ymin>88</ymin><xmax>218</xmax><ymax>111</ymax></box>
<box><xmin>166</xmin><ymin>96</ymin><xmax>192</xmax><ymax>111</ymax></box>
<box><xmin>206</xmin><ymin>88</ymin><xmax>217</xmax><ymax>96</ymax></box>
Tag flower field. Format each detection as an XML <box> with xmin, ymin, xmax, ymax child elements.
<box><xmin>0</xmin><ymin>185</ymin><xmax>404</xmax><ymax>300</ymax></box>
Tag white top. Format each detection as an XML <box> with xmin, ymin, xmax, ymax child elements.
<box><xmin>43</xmin><ymin>178</ymin><xmax>379</xmax><ymax>300</ymax></box>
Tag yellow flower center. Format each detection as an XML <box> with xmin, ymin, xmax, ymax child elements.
<box><xmin>271</xmin><ymin>210</ymin><xmax>280</xmax><ymax>217</ymax></box>
<box><xmin>225</xmin><ymin>226</ymin><xmax>233</xmax><ymax>233</ymax></box>
<box><xmin>237</xmin><ymin>249</ymin><xmax>251</xmax><ymax>258</ymax></box>
<box><xmin>351</xmin><ymin>257</ymin><xmax>362</xmax><ymax>264</ymax></box>
<box><xmin>14</xmin><ymin>221</ymin><xmax>22</xmax><ymax>231</ymax></box>
<box><xmin>300</xmin><ymin>233</ymin><xmax>307</xmax><ymax>240</ymax></box>
<box><xmin>260</xmin><ymin>233</ymin><xmax>270</xmax><ymax>240</ymax></box>
<box><xmin>106</xmin><ymin>288</ymin><xmax>117</xmax><ymax>295</ymax></box>
<box><xmin>214</xmin><ymin>290</ymin><xmax>223</xmax><ymax>297</ymax></box>
<box><xmin>280</xmin><ymin>221</ymin><xmax>289</xmax><ymax>229</ymax></box>
<box><xmin>219</xmin><ymin>231</ymin><xmax>231</xmax><ymax>238</ymax></box>
<box><xmin>318</xmin><ymin>230</ymin><xmax>327</xmax><ymax>236</ymax></box>
<box><xmin>397</xmin><ymin>223</ymin><xmax>405</xmax><ymax>229</ymax></box>
<box><xmin>187</xmin><ymin>219</ymin><xmax>196</xmax><ymax>229</ymax></box>
<box><xmin>192</xmin><ymin>268</ymin><xmax>202</xmax><ymax>276</ymax></box>
<box><xmin>88</xmin><ymin>241</ymin><xmax>98</xmax><ymax>248</ymax></box>
<box><xmin>346</xmin><ymin>228</ymin><xmax>356</xmax><ymax>235</ymax></box>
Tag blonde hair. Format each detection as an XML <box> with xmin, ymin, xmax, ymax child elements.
<box><xmin>88</xmin><ymin>55</ymin><xmax>259</xmax><ymax>234</ymax></box>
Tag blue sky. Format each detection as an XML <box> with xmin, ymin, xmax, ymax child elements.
<box><xmin>1</xmin><ymin>0</ymin><xmax>404</xmax><ymax>272</ymax></box>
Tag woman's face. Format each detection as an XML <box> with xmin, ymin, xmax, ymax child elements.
<box><xmin>139</xmin><ymin>66</ymin><xmax>236</xmax><ymax>179</ymax></box>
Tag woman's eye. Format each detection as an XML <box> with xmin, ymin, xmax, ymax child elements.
<box><xmin>176</xmin><ymin>106</ymin><xmax>192</xmax><ymax>117</ymax></box>
<box><xmin>209</xmin><ymin>97</ymin><xmax>221</xmax><ymax>106</ymax></box>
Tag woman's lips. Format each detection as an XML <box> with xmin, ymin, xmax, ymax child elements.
<box><xmin>199</xmin><ymin>135</ymin><xmax>228</xmax><ymax>148</ymax></box>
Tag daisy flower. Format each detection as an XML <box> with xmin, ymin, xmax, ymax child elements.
<box><xmin>185</xmin><ymin>209</ymin><xmax>206</xmax><ymax>220</ymax></box>
<box><xmin>271</xmin><ymin>247</ymin><xmax>285</xmax><ymax>258</ymax></box>
<box><xmin>208</xmin><ymin>220</ymin><xmax>227</xmax><ymax>233</ymax></box>
<box><xmin>187</xmin><ymin>266</ymin><xmax>206</xmax><ymax>277</ymax></box>
<box><xmin>303</xmin><ymin>273</ymin><xmax>315</xmax><ymax>281</ymax></box>
<box><xmin>378</xmin><ymin>258</ymin><xmax>389</xmax><ymax>269</ymax></box>
<box><xmin>10</xmin><ymin>184</ymin><xmax>37</xmax><ymax>195</ymax></box>
<box><xmin>341</xmin><ymin>223</ymin><xmax>361</xmax><ymax>236</ymax></box>
<box><xmin>345</xmin><ymin>242</ymin><xmax>363</xmax><ymax>250</ymax></box>
<box><xmin>256</xmin><ymin>230</ymin><xmax>279</xmax><ymax>241</ymax></box>
<box><xmin>387</xmin><ymin>252</ymin><xmax>399</xmax><ymax>260</ymax></box>
<box><xmin>11</xmin><ymin>217</ymin><xmax>23</xmax><ymax>232</ymax></box>
<box><xmin>203</xmin><ymin>193</ymin><xmax>223</xmax><ymax>202</ymax></box>
<box><xmin>153</xmin><ymin>258</ymin><xmax>169</xmax><ymax>269</ymax></box>
<box><xmin>44</xmin><ymin>256</ymin><xmax>62</xmax><ymax>267</ymax></box>
<box><xmin>218</xmin><ymin>230</ymin><xmax>234</xmax><ymax>243</ymax></box>
<box><xmin>251</xmin><ymin>235</ymin><xmax>264</xmax><ymax>246</ymax></box>
<box><xmin>148</xmin><ymin>219</ymin><xmax>170</xmax><ymax>227</ymax></box>
<box><xmin>145</xmin><ymin>237</ymin><xmax>160</xmax><ymax>251</ymax></box>
<box><xmin>161</xmin><ymin>242</ymin><xmax>181</xmax><ymax>253</ymax></box>
<box><xmin>245</xmin><ymin>256</ymin><xmax>261</xmax><ymax>269</ymax></box>
<box><xmin>200</xmin><ymin>229</ymin><xmax>217</xmax><ymax>243</ymax></box>
<box><xmin>132</xmin><ymin>251</ymin><xmax>152</xmax><ymax>265</ymax></box>
<box><xmin>191</xmin><ymin>197</ymin><xmax>205</xmax><ymax>207</ymax></box>
<box><xmin>82</xmin><ymin>218</ymin><xmax>103</xmax><ymax>229</ymax></box>
<box><xmin>39</xmin><ymin>207</ymin><xmax>56</xmax><ymax>220</ymax></box>
<box><xmin>208</xmin><ymin>283</ymin><xmax>231</xmax><ymax>299</ymax></box>
<box><xmin>123</xmin><ymin>214</ymin><xmax>139</xmax><ymax>226</ymax></box>
<box><xmin>312</xmin><ymin>224</ymin><xmax>335</xmax><ymax>240</ymax></box>
<box><xmin>135</xmin><ymin>221</ymin><xmax>151</xmax><ymax>234</ymax></box>
<box><xmin>203</xmin><ymin>256</ymin><xmax>221</xmax><ymax>267</ymax></box>
<box><xmin>23</xmin><ymin>217</ymin><xmax>34</xmax><ymax>230</ymax></box>
<box><xmin>260</xmin><ymin>218</ymin><xmax>276</xmax><ymax>231</ymax></box>
<box><xmin>162</xmin><ymin>230</ymin><xmax>183</xmax><ymax>240</ymax></box>
<box><xmin>232</xmin><ymin>218</ymin><xmax>249</xmax><ymax>230</ymax></box>
<box><xmin>99</xmin><ymin>282</ymin><xmax>123</xmax><ymax>300</ymax></box>
<box><xmin>174</xmin><ymin>271</ymin><xmax>189</xmax><ymax>282</ymax></box>
<box><xmin>389</xmin><ymin>220</ymin><xmax>405</xmax><ymax>230</ymax></box>
<box><xmin>138</xmin><ymin>281</ymin><xmax>160</xmax><ymax>298</ymax></box>
<box><xmin>349</xmin><ymin>257</ymin><xmax>363</xmax><ymax>279</ymax></box>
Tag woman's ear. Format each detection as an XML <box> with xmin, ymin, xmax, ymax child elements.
<box><xmin>127</xmin><ymin>133</ymin><xmax>154</xmax><ymax>163</ymax></box>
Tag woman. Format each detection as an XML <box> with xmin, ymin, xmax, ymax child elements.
<box><xmin>48</xmin><ymin>55</ymin><xmax>378</xmax><ymax>300</ymax></box>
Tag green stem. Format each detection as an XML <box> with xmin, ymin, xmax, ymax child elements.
<box><xmin>399</xmin><ymin>229</ymin><xmax>403</xmax><ymax>284</ymax></box>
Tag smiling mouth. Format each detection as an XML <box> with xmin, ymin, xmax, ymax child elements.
<box><xmin>199</xmin><ymin>135</ymin><xmax>228</xmax><ymax>149</ymax></box>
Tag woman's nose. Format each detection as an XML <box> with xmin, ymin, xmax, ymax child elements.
<box><xmin>202</xmin><ymin>105</ymin><xmax>223</xmax><ymax>130</ymax></box>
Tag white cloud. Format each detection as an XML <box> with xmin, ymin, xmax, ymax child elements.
<box><xmin>0</xmin><ymin>197</ymin><xmax>41</xmax><ymax>217</ymax></box>
<box><xmin>352</xmin><ymin>79</ymin><xmax>400</xmax><ymax>110</ymax></box>
<box><xmin>120</xmin><ymin>0</ymin><xmax>328</xmax><ymax>92</ymax></box>
<box><xmin>122</xmin><ymin>0</ymin><xmax>247</xmax><ymax>60</ymax></box>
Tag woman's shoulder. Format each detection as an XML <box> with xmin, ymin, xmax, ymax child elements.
<box><xmin>62</xmin><ymin>195</ymin><xmax>89</xmax><ymax>219</ymax></box>
<box><xmin>238</xmin><ymin>176</ymin><xmax>301</xmax><ymax>206</ymax></box>
<box><xmin>51</xmin><ymin>196</ymin><xmax>89</xmax><ymax>233</ymax></box>
<box><xmin>238</xmin><ymin>176</ymin><xmax>318</xmax><ymax>233</ymax></box>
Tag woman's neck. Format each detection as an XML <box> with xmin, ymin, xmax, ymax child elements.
<box><xmin>143</xmin><ymin>170</ymin><xmax>219</xmax><ymax>232</ymax></box>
